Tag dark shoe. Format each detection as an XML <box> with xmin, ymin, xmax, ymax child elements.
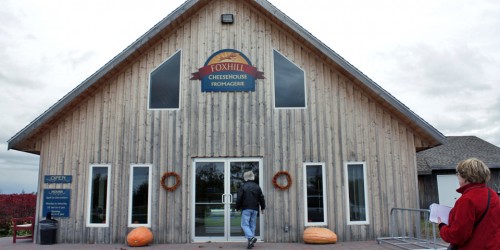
<box><xmin>249</xmin><ymin>237</ymin><xmax>257</xmax><ymax>248</ymax></box>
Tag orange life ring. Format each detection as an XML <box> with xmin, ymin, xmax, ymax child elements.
<box><xmin>272</xmin><ymin>171</ymin><xmax>292</xmax><ymax>190</ymax></box>
<box><xmin>161</xmin><ymin>172</ymin><xmax>181</xmax><ymax>192</ymax></box>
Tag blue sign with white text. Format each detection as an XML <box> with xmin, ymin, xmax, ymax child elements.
<box><xmin>191</xmin><ymin>49</ymin><xmax>265</xmax><ymax>92</ymax></box>
<box><xmin>43</xmin><ymin>189</ymin><xmax>70</xmax><ymax>217</ymax></box>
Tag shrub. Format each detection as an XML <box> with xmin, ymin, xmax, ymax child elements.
<box><xmin>0</xmin><ymin>193</ymin><xmax>36</xmax><ymax>237</ymax></box>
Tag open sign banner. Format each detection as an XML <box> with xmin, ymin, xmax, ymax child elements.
<box><xmin>44</xmin><ymin>175</ymin><xmax>73</xmax><ymax>184</ymax></box>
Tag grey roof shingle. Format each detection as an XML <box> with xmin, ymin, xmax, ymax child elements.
<box><xmin>417</xmin><ymin>136</ymin><xmax>500</xmax><ymax>174</ymax></box>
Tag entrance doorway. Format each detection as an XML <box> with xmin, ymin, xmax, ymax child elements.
<box><xmin>192</xmin><ymin>158</ymin><xmax>263</xmax><ymax>242</ymax></box>
<box><xmin>437</xmin><ymin>174</ymin><xmax>461</xmax><ymax>207</ymax></box>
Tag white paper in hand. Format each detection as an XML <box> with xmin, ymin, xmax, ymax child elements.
<box><xmin>429</xmin><ymin>203</ymin><xmax>452</xmax><ymax>224</ymax></box>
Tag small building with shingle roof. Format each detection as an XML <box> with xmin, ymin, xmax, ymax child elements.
<box><xmin>417</xmin><ymin>136</ymin><xmax>500</xmax><ymax>208</ymax></box>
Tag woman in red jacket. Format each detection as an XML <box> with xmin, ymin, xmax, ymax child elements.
<box><xmin>438</xmin><ymin>158</ymin><xmax>500</xmax><ymax>249</ymax></box>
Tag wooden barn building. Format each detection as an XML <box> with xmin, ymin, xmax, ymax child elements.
<box><xmin>8</xmin><ymin>0</ymin><xmax>445</xmax><ymax>244</ymax></box>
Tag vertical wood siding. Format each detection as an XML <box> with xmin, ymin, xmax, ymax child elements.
<box><xmin>35</xmin><ymin>0</ymin><xmax>434</xmax><ymax>244</ymax></box>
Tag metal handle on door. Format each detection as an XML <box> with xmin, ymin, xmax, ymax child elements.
<box><xmin>221</xmin><ymin>194</ymin><xmax>233</xmax><ymax>204</ymax></box>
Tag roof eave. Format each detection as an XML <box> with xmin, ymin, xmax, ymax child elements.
<box><xmin>255</xmin><ymin>0</ymin><xmax>445</xmax><ymax>146</ymax></box>
<box><xmin>7</xmin><ymin>0</ymin><xmax>200</xmax><ymax>152</ymax></box>
<box><xmin>8</xmin><ymin>0</ymin><xmax>445</xmax><ymax>151</ymax></box>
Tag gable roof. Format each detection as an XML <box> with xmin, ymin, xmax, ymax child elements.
<box><xmin>8</xmin><ymin>0</ymin><xmax>445</xmax><ymax>153</ymax></box>
<box><xmin>417</xmin><ymin>136</ymin><xmax>500</xmax><ymax>175</ymax></box>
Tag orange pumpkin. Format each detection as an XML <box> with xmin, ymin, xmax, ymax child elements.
<box><xmin>303</xmin><ymin>227</ymin><xmax>337</xmax><ymax>244</ymax></box>
<box><xmin>127</xmin><ymin>226</ymin><xmax>154</xmax><ymax>247</ymax></box>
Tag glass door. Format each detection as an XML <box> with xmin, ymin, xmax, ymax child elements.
<box><xmin>192</xmin><ymin>158</ymin><xmax>262</xmax><ymax>242</ymax></box>
<box><xmin>193</xmin><ymin>160</ymin><xmax>225</xmax><ymax>240</ymax></box>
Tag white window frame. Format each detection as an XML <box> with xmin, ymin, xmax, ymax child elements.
<box><xmin>128</xmin><ymin>164</ymin><xmax>152</xmax><ymax>227</ymax></box>
<box><xmin>86</xmin><ymin>164</ymin><xmax>111</xmax><ymax>227</ymax></box>
<box><xmin>344</xmin><ymin>162</ymin><xmax>370</xmax><ymax>225</ymax></box>
<box><xmin>303</xmin><ymin>163</ymin><xmax>328</xmax><ymax>226</ymax></box>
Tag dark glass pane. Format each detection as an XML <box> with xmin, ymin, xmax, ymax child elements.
<box><xmin>194</xmin><ymin>204</ymin><xmax>225</xmax><ymax>237</ymax></box>
<box><xmin>230</xmin><ymin>161</ymin><xmax>259</xmax><ymax>196</ymax></box>
<box><xmin>194</xmin><ymin>162</ymin><xmax>226</xmax><ymax>237</ymax></box>
<box><xmin>306</xmin><ymin>165</ymin><xmax>325</xmax><ymax>223</ymax></box>
<box><xmin>229</xmin><ymin>203</ymin><xmax>245</xmax><ymax>237</ymax></box>
<box><xmin>273</xmin><ymin>50</ymin><xmax>306</xmax><ymax>108</ymax></box>
<box><xmin>131</xmin><ymin>167</ymin><xmax>149</xmax><ymax>224</ymax></box>
<box><xmin>149</xmin><ymin>51</ymin><xmax>181</xmax><ymax>109</ymax></box>
<box><xmin>348</xmin><ymin>164</ymin><xmax>366</xmax><ymax>221</ymax></box>
<box><xmin>90</xmin><ymin>167</ymin><xmax>108</xmax><ymax>224</ymax></box>
<box><xmin>195</xmin><ymin>162</ymin><xmax>224</xmax><ymax>203</ymax></box>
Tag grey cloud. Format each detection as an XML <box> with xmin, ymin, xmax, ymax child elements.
<box><xmin>432</xmin><ymin>112</ymin><xmax>478</xmax><ymax>133</ymax></box>
<box><xmin>0</xmin><ymin>68</ymin><xmax>42</xmax><ymax>89</ymax></box>
<box><xmin>432</xmin><ymin>98</ymin><xmax>500</xmax><ymax>148</ymax></box>
<box><xmin>392</xmin><ymin>44</ymin><xmax>492</xmax><ymax>96</ymax></box>
<box><xmin>487</xmin><ymin>96</ymin><xmax>500</xmax><ymax>121</ymax></box>
<box><xmin>0</xmin><ymin>144</ymin><xmax>39</xmax><ymax>168</ymax></box>
<box><xmin>0</xmin><ymin>1</ymin><xmax>23</xmax><ymax>32</ymax></box>
<box><xmin>58</xmin><ymin>50</ymin><xmax>98</xmax><ymax>70</ymax></box>
<box><xmin>0</xmin><ymin>145</ymin><xmax>39</xmax><ymax>194</ymax></box>
<box><xmin>0</xmin><ymin>169</ymin><xmax>38</xmax><ymax>194</ymax></box>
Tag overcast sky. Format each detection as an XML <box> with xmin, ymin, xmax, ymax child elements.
<box><xmin>1</xmin><ymin>0</ymin><xmax>499</xmax><ymax>194</ymax></box>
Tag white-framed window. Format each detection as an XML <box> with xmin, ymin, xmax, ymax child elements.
<box><xmin>148</xmin><ymin>50</ymin><xmax>182</xmax><ymax>110</ymax></box>
<box><xmin>273</xmin><ymin>49</ymin><xmax>307</xmax><ymax>109</ymax></box>
<box><xmin>86</xmin><ymin>164</ymin><xmax>111</xmax><ymax>227</ymax></box>
<box><xmin>128</xmin><ymin>164</ymin><xmax>152</xmax><ymax>227</ymax></box>
<box><xmin>344</xmin><ymin>162</ymin><xmax>369</xmax><ymax>225</ymax></box>
<box><xmin>303</xmin><ymin>163</ymin><xmax>327</xmax><ymax>226</ymax></box>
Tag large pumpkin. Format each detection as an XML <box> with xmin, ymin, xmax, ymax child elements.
<box><xmin>127</xmin><ymin>226</ymin><xmax>154</xmax><ymax>247</ymax></box>
<box><xmin>303</xmin><ymin>227</ymin><xmax>337</xmax><ymax>244</ymax></box>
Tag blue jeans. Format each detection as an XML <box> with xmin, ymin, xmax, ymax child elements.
<box><xmin>241</xmin><ymin>209</ymin><xmax>258</xmax><ymax>240</ymax></box>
